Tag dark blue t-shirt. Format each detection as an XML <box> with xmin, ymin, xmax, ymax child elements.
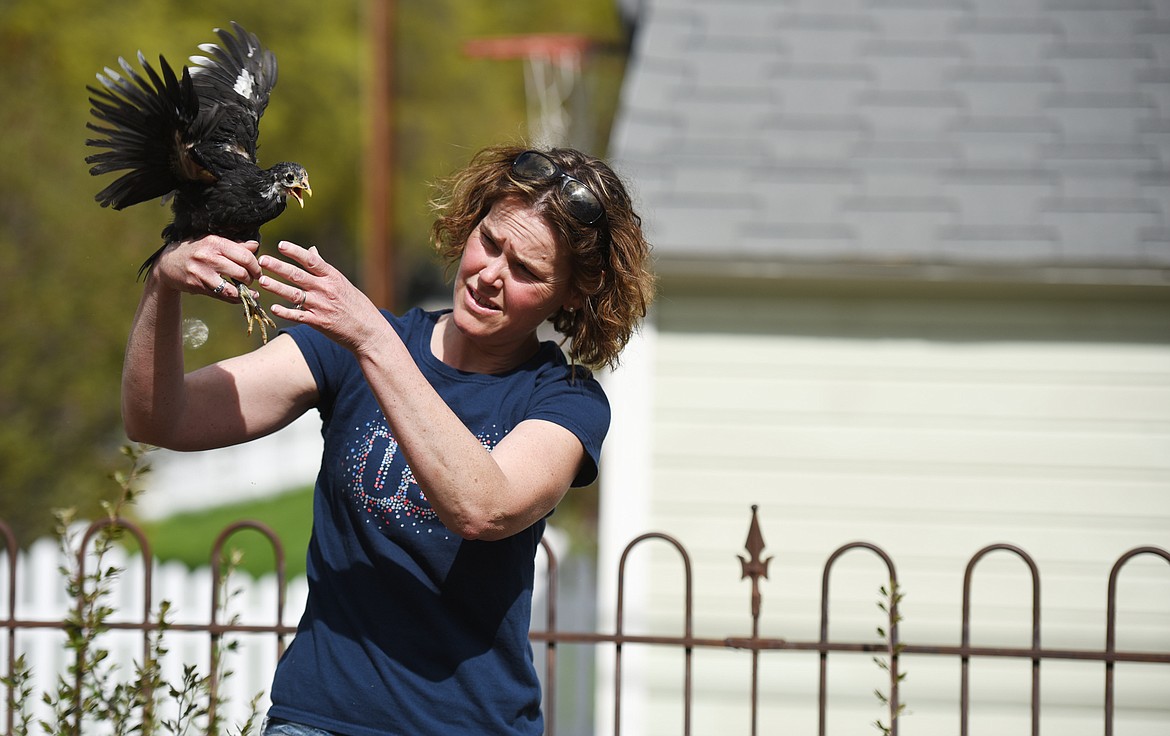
<box><xmin>266</xmin><ymin>308</ymin><xmax>609</xmax><ymax>736</ymax></box>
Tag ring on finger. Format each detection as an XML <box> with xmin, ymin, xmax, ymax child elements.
<box><xmin>294</xmin><ymin>289</ymin><xmax>306</xmax><ymax>310</ymax></box>
<box><xmin>212</xmin><ymin>278</ymin><xmax>228</xmax><ymax>295</ymax></box>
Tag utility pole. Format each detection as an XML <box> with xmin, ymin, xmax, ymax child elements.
<box><xmin>363</xmin><ymin>0</ymin><xmax>395</xmax><ymax>309</ymax></box>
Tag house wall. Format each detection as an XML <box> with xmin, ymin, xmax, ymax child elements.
<box><xmin>598</xmin><ymin>286</ymin><xmax>1170</xmax><ymax>735</ymax></box>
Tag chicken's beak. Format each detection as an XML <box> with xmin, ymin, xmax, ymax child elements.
<box><xmin>289</xmin><ymin>178</ymin><xmax>312</xmax><ymax>208</ymax></box>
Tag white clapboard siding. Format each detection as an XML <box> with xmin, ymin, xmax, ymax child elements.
<box><xmin>605</xmin><ymin>293</ymin><xmax>1170</xmax><ymax>736</ymax></box>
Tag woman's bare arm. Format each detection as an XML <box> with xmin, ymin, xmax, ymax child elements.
<box><xmin>121</xmin><ymin>237</ymin><xmax>318</xmax><ymax>451</ymax></box>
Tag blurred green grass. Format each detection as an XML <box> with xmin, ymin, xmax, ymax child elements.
<box><xmin>134</xmin><ymin>486</ymin><xmax>314</xmax><ymax>578</ymax></box>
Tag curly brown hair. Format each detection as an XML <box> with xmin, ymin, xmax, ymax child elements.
<box><xmin>430</xmin><ymin>144</ymin><xmax>655</xmax><ymax>370</ymax></box>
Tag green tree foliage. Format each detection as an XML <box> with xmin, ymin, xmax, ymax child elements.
<box><xmin>0</xmin><ymin>0</ymin><xmax>626</xmax><ymax>544</ymax></box>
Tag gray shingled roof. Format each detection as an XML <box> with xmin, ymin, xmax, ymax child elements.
<box><xmin>609</xmin><ymin>0</ymin><xmax>1170</xmax><ymax>285</ymax></box>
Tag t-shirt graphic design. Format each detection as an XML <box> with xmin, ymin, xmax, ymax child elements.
<box><xmin>343</xmin><ymin>416</ymin><xmax>504</xmax><ymax>540</ymax></box>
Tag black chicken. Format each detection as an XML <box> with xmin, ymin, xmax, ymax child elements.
<box><xmin>85</xmin><ymin>22</ymin><xmax>311</xmax><ymax>342</ymax></box>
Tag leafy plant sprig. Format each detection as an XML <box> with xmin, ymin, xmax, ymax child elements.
<box><xmin>873</xmin><ymin>580</ymin><xmax>908</xmax><ymax>735</ymax></box>
<box><xmin>0</xmin><ymin>653</ymin><xmax>35</xmax><ymax>735</ymax></box>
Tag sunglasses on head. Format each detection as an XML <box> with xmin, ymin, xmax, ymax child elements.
<box><xmin>511</xmin><ymin>150</ymin><xmax>606</xmax><ymax>226</ymax></box>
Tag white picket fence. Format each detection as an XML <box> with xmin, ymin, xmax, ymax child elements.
<box><xmin>1</xmin><ymin>527</ymin><xmax>575</xmax><ymax>734</ymax></box>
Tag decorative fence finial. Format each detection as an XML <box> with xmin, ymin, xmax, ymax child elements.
<box><xmin>739</xmin><ymin>505</ymin><xmax>772</xmax><ymax>620</ymax></box>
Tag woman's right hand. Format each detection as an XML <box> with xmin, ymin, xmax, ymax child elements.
<box><xmin>150</xmin><ymin>236</ymin><xmax>264</xmax><ymax>303</ymax></box>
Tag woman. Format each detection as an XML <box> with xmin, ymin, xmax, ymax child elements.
<box><xmin>121</xmin><ymin>145</ymin><xmax>655</xmax><ymax>735</ymax></box>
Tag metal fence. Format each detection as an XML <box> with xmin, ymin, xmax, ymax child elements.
<box><xmin>2</xmin><ymin>506</ymin><xmax>1169</xmax><ymax>735</ymax></box>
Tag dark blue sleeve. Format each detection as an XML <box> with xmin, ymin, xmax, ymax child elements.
<box><xmin>281</xmin><ymin>323</ymin><xmax>350</xmax><ymax>423</ymax></box>
<box><xmin>527</xmin><ymin>369</ymin><xmax>611</xmax><ymax>487</ymax></box>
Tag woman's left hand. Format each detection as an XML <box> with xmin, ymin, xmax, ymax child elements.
<box><xmin>258</xmin><ymin>240</ymin><xmax>388</xmax><ymax>354</ymax></box>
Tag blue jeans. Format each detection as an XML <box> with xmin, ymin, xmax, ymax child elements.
<box><xmin>262</xmin><ymin>717</ymin><xmax>337</xmax><ymax>736</ymax></box>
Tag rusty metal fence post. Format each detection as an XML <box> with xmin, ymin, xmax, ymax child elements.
<box><xmin>536</xmin><ymin>536</ymin><xmax>559</xmax><ymax>736</ymax></box>
<box><xmin>614</xmin><ymin>532</ymin><xmax>693</xmax><ymax>735</ymax></box>
<box><xmin>960</xmin><ymin>544</ymin><xmax>1041</xmax><ymax>736</ymax></box>
<box><xmin>818</xmin><ymin>542</ymin><xmax>900</xmax><ymax>736</ymax></box>
<box><xmin>1105</xmin><ymin>546</ymin><xmax>1170</xmax><ymax>736</ymax></box>
<box><xmin>738</xmin><ymin>505</ymin><xmax>773</xmax><ymax>736</ymax></box>
<box><xmin>207</xmin><ymin>521</ymin><xmax>287</xmax><ymax>730</ymax></box>
<box><xmin>1</xmin><ymin>519</ymin><xmax>17</xmax><ymax>736</ymax></box>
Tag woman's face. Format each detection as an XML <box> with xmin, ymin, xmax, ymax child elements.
<box><xmin>451</xmin><ymin>197</ymin><xmax>579</xmax><ymax>354</ymax></box>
